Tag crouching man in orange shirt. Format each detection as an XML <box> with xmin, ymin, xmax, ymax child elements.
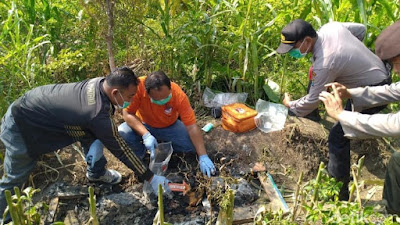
<box><xmin>122</xmin><ymin>71</ymin><xmax>215</xmax><ymax>177</ymax></box>
<box><xmin>90</xmin><ymin>70</ymin><xmax>216</xmax><ymax>178</ymax></box>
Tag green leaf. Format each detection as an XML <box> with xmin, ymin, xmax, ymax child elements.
<box><xmin>376</xmin><ymin>0</ymin><xmax>397</xmax><ymax>22</ymax></box>
<box><xmin>263</xmin><ymin>84</ymin><xmax>279</xmax><ymax>103</ymax></box>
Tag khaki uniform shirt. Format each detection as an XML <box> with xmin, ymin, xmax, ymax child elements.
<box><xmin>289</xmin><ymin>22</ymin><xmax>389</xmax><ymax>116</ymax></box>
<box><xmin>338</xmin><ymin>82</ymin><xmax>400</xmax><ymax>138</ymax></box>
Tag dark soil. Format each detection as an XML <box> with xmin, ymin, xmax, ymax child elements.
<box><xmin>0</xmin><ymin>115</ymin><xmax>393</xmax><ymax>224</ymax></box>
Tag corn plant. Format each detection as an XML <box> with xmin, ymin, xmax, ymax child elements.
<box><xmin>215</xmin><ymin>189</ymin><xmax>235</xmax><ymax>225</ymax></box>
<box><xmin>3</xmin><ymin>187</ymin><xmax>45</xmax><ymax>225</ymax></box>
<box><xmin>153</xmin><ymin>184</ymin><xmax>172</xmax><ymax>225</ymax></box>
<box><xmin>86</xmin><ymin>186</ymin><xmax>99</xmax><ymax>225</ymax></box>
<box><xmin>0</xmin><ymin>1</ymin><xmax>51</xmax><ymax>86</ymax></box>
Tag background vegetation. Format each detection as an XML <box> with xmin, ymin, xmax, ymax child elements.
<box><xmin>1</xmin><ymin>0</ymin><xmax>400</xmax><ymax>223</ymax></box>
<box><xmin>1</xmin><ymin>0</ymin><xmax>400</xmax><ymax>116</ymax></box>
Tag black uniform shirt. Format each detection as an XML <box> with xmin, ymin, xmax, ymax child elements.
<box><xmin>11</xmin><ymin>78</ymin><xmax>153</xmax><ymax>181</ymax></box>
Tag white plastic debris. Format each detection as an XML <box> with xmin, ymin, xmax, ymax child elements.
<box><xmin>254</xmin><ymin>99</ymin><xmax>288</xmax><ymax>133</ymax></box>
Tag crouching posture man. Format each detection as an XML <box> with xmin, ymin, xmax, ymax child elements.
<box><xmin>0</xmin><ymin>67</ymin><xmax>169</xmax><ymax>222</ymax></box>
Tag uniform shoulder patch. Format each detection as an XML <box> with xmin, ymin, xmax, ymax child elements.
<box><xmin>87</xmin><ymin>79</ymin><xmax>96</xmax><ymax>105</ymax></box>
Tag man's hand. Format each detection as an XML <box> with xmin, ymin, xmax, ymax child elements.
<box><xmin>149</xmin><ymin>175</ymin><xmax>171</xmax><ymax>196</ymax></box>
<box><xmin>199</xmin><ymin>154</ymin><xmax>216</xmax><ymax>177</ymax></box>
<box><xmin>319</xmin><ymin>84</ymin><xmax>344</xmax><ymax>121</ymax></box>
<box><xmin>142</xmin><ymin>132</ymin><xmax>157</xmax><ymax>159</ymax></box>
<box><xmin>324</xmin><ymin>82</ymin><xmax>352</xmax><ymax>99</ymax></box>
<box><xmin>283</xmin><ymin>93</ymin><xmax>291</xmax><ymax>107</ymax></box>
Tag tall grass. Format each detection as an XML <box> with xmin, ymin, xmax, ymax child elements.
<box><xmin>1</xmin><ymin>0</ymin><xmax>399</xmax><ymax>116</ymax></box>
<box><xmin>130</xmin><ymin>0</ymin><xmax>399</xmax><ymax>104</ymax></box>
<box><xmin>0</xmin><ymin>0</ymin><xmax>106</xmax><ymax>115</ymax></box>
<box><xmin>0</xmin><ymin>1</ymin><xmax>51</xmax><ymax>113</ymax></box>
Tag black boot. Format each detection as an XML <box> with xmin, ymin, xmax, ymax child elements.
<box><xmin>338</xmin><ymin>178</ymin><xmax>350</xmax><ymax>201</ymax></box>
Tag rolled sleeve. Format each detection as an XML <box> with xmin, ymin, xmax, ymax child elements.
<box><xmin>289</xmin><ymin>67</ymin><xmax>336</xmax><ymax>117</ymax></box>
<box><xmin>349</xmin><ymin>83</ymin><xmax>400</xmax><ymax>111</ymax></box>
<box><xmin>339</xmin><ymin>110</ymin><xmax>400</xmax><ymax>139</ymax></box>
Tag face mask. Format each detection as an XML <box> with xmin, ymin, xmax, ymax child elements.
<box><xmin>289</xmin><ymin>39</ymin><xmax>309</xmax><ymax>59</ymax></box>
<box><xmin>151</xmin><ymin>93</ymin><xmax>172</xmax><ymax>105</ymax></box>
<box><xmin>113</xmin><ymin>90</ymin><xmax>130</xmax><ymax>109</ymax></box>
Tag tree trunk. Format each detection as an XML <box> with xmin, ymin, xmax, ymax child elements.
<box><xmin>106</xmin><ymin>0</ymin><xmax>116</xmax><ymax>72</ymax></box>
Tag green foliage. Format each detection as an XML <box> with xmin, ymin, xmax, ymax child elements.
<box><xmin>3</xmin><ymin>187</ymin><xmax>47</xmax><ymax>224</ymax></box>
<box><xmin>126</xmin><ymin>0</ymin><xmax>400</xmax><ymax>106</ymax></box>
<box><xmin>87</xmin><ymin>186</ymin><xmax>99</xmax><ymax>225</ymax></box>
<box><xmin>255</xmin><ymin>161</ymin><xmax>398</xmax><ymax>224</ymax></box>
<box><xmin>41</xmin><ymin>48</ymin><xmax>99</xmax><ymax>83</ymax></box>
<box><xmin>1</xmin><ymin>0</ymin><xmax>399</xmax><ymax>116</ymax></box>
<box><xmin>263</xmin><ymin>84</ymin><xmax>280</xmax><ymax>103</ymax></box>
<box><xmin>0</xmin><ymin>1</ymin><xmax>51</xmax><ymax>112</ymax></box>
<box><xmin>0</xmin><ymin>0</ymin><xmax>106</xmax><ymax>116</ymax></box>
<box><xmin>216</xmin><ymin>189</ymin><xmax>235</xmax><ymax>225</ymax></box>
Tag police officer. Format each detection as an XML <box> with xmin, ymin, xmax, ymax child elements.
<box><xmin>320</xmin><ymin>20</ymin><xmax>400</xmax><ymax>215</ymax></box>
<box><xmin>276</xmin><ymin>19</ymin><xmax>391</xmax><ymax>200</ymax></box>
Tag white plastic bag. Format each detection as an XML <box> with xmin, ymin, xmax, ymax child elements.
<box><xmin>202</xmin><ymin>87</ymin><xmax>248</xmax><ymax>108</ymax></box>
<box><xmin>254</xmin><ymin>99</ymin><xmax>288</xmax><ymax>133</ymax></box>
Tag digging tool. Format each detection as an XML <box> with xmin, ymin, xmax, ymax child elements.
<box><xmin>259</xmin><ymin>173</ymin><xmax>290</xmax><ymax>214</ymax></box>
<box><xmin>168</xmin><ymin>181</ymin><xmax>190</xmax><ymax>195</ymax></box>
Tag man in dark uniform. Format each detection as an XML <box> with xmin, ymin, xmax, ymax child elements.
<box><xmin>0</xmin><ymin>67</ymin><xmax>170</xmax><ymax>220</ymax></box>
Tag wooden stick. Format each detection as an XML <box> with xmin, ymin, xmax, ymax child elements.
<box><xmin>232</xmin><ymin>218</ymin><xmax>254</xmax><ymax>224</ymax></box>
<box><xmin>291</xmin><ymin>171</ymin><xmax>303</xmax><ymax>222</ymax></box>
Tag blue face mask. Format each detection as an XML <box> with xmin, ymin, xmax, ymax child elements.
<box><xmin>151</xmin><ymin>93</ymin><xmax>172</xmax><ymax>105</ymax></box>
<box><xmin>114</xmin><ymin>91</ymin><xmax>130</xmax><ymax>109</ymax></box>
<box><xmin>289</xmin><ymin>39</ymin><xmax>309</xmax><ymax>59</ymax></box>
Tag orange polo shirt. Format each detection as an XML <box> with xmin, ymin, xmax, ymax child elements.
<box><xmin>125</xmin><ymin>76</ymin><xmax>196</xmax><ymax>128</ymax></box>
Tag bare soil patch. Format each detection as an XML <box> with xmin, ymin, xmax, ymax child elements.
<box><xmin>0</xmin><ymin>115</ymin><xmax>393</xmax><ymax>224</ymax></box>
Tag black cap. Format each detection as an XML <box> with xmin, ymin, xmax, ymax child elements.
<box><xmin>276</xmin><ymin>19</ymin><xmax>317</xmax><ymax>54</ymax></box>
<box><xmin>375</xmin><ymin>20</ymin><xmax>400</xmax><ymax>61</ymax></box>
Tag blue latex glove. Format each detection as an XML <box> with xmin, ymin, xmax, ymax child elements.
<box><xmin>142</xmin><ymin>132</ymin><xmax>158</xmax><ymax>159</ymax></box>
<box><xmin>199</xmin><ymin>154</ymin><xmax>216</xmax><ymax>177</ymax></box>
<box><xmin>150</xmin><ymin>175</ymin><xmax>171</xmax><ymax>196</ymax></box>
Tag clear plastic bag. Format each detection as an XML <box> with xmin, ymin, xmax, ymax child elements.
<box><xmin>149</xmin><ymin>142</ymin><xmax>173</xmax><ymax>176</ymax></box>
<box><xmin>254</xmin><ymin>99</ymin><xmax>288</xmax><ymax>133</ymax></box>
<box><xmin>202</xmin><ymin>87</ymin><xmax>248</xmax><ymax>108</ymax></box>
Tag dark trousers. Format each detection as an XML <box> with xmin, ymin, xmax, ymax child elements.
<box><xmin>328</xmin><ymin>77</ymin><xmax>392</xmax><ymax>182</ymax></box>
<box><xmin>328</xmin><ymin>101</ymin><xmax>387</xmax><ymax>181</ymax></box>
<box><xmin>383</xmin><ymin>152</ymin><xmax>400</xmax><ymax>215</ymax></box>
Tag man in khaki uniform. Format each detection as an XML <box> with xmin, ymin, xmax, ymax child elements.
<box><xmin>276</xmin><ymin>19</ymin><xmax>391</xmax><ymax>200</ymax></box>
<box><xmin>320</xmin><ymin>20</ymin><xmax>400</xmax><ymax>215</ymax></box>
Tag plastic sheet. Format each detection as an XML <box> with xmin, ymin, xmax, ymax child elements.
<box><xmin>254</xmin><ymin>99</ymin><xmax>288</xmax><ymax>133</ymax></box>
<box><xmin>202</xmin><ymin>87</ymin><xmax>248</xmax><ymax>108</ymax></box>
